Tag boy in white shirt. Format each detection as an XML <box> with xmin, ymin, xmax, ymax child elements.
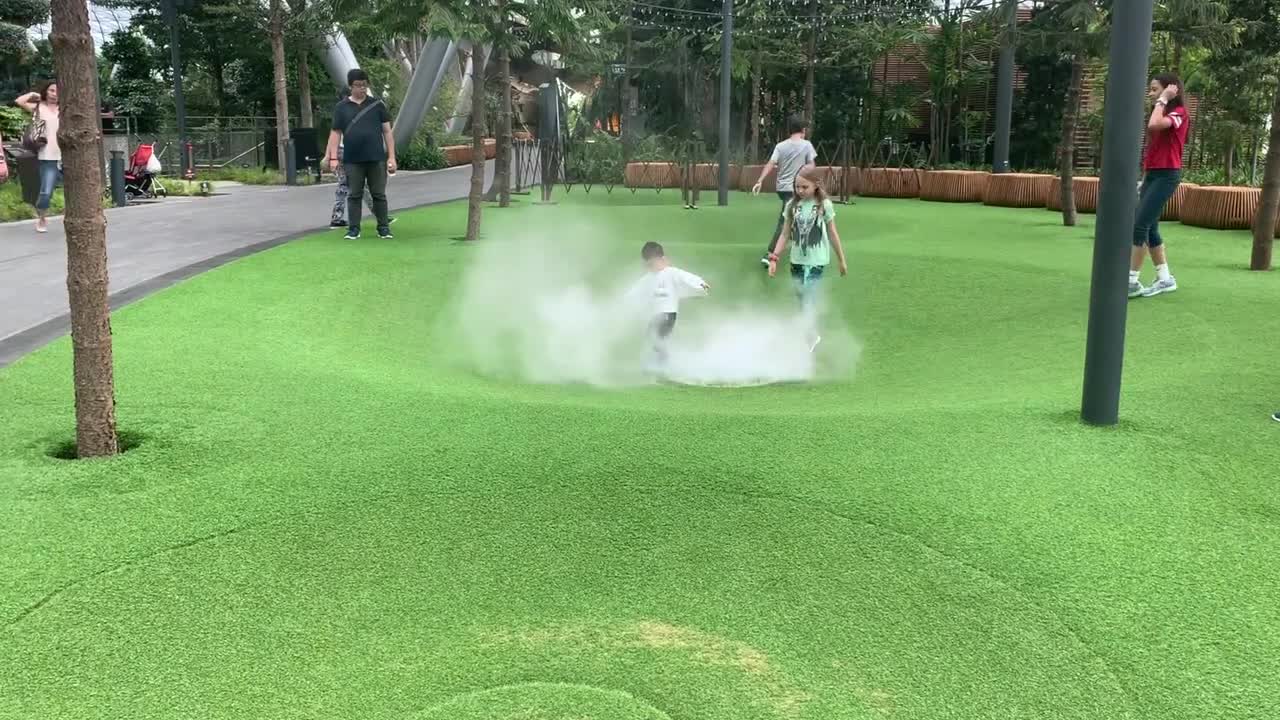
<box><xmin>626</xmin><ymin>242</ymin><xmax>710</xmax><ymax>370</ymax></box>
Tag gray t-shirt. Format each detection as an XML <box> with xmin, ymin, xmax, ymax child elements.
<box><xmin>770</xmin><ymin>137</ymin><xmax>818</xmax><ymax>191</ymax></box>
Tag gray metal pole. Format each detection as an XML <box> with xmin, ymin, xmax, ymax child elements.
<box><xmin>285</xmin><ymin>139</ymin><xmax>297</xmax><ymax>185</ymax></box>
<box><xmin>162</xmin><ymin>0</ymin><xmax>189</xmax><ymax>177</ymax></box>
<box><xmin>109</xmin><ymin>151</ymin><xmax>128</xmax><ymax>207</ymax></box>
<box><xmin>718</xmin><ymin>0</ymin><xmax>733</xmax><ymax>206</ymax></box>
<box><xmin>1081</xmin><ymin>0</ymin><xmax>1157</xmax><ymax>426</ymax></box>
<box><xmin>991</xmin><ymin>0</ymin><xmax>1016</xmax><ymax>173</ymax></box>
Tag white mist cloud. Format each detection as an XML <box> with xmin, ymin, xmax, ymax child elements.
<box><xmin>444</xmin><ymin>218</ymin><xmax>861</xmax><ymax>388</ymax></box>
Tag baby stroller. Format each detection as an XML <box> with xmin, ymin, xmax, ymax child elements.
<box><xmin>124</xmin><ymin>144</ymin><xmax>167</xmax><ymax>200</ymax></box>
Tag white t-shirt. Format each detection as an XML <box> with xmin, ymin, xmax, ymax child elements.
<box><xmin>626</xmin><ymin>266</ymin><xmax>708</xmax><ymax>314</ymax></box>
<box><xmin>36</xmin><ymin>104</ymin><xmax>61</xmax><ymax>162</ymax></box>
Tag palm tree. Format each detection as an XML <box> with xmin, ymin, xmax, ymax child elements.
<box><xmin>270</xmin><ymin>0</ymin><xmax>289</xmax><ymax>171</ymax></box>
<box><xmin>1023</xmin><ymin>0</ymin><xmax>1105</xmax><ymax>226</ymax></box>
<box><xmin>1250</xmin><ymin>75</ymin><xmax>1280</xmax><ymax>270</ymax></box>
<box><xmin>1154</xmin><ymin>0</ymin><xmax>1237</xmax><ymax>77</ymax></box>
<box><xmin>50</xmin><ymin>0</ymin><xmax>118</xmax><ymax>457</ymax></box>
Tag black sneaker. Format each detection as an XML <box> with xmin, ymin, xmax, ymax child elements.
<box><xmin>330</xmin><ymin>219</ymin><xmax>347</xmax><ymax>228</ymax></box>
<box><xmin>377</xmin><ymin>226</ymin><xmax>393</xmax><ymax>239</ymax></box>
<box><xmin>1272</xmin><ymin>411</ymin><xmax>1280</xmax><ymax>423</ymax></box>
<box><xmin>343</xmin><ymin>229</ymin><xmax>361</xmax><ymax>240</ymax></box>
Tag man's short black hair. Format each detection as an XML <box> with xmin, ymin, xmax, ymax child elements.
<box><xmin>786</xmin><ymin>114</ymin><xmax>809</xmax><ymax>135</ymax></box>
<box><xmin>641</xmin><ymin>241</ymin><xmax>664</xmax><ymax>260</ymax></box>
<box><xmin>347</xmin><ymin>68</ymin><xmax>369</xmax><ymax>86</ymax></box>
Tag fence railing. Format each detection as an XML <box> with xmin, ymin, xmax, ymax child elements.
<box><xmin>516</xmin><ymin>135</ymin><xmax>936</xmax><ymax>204</ymax></box>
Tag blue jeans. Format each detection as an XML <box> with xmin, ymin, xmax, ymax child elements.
<box><xmin>1133</xmin><ymin>169</ymin><xmax>1180</xmax><ymax>248</ymax></box>
<box><xmin>36</xmin><ymin>160</ymin><xmax>61</xmax><ymax>211</ymax></box>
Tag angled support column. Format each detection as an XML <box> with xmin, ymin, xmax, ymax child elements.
<box><xmin>393</xmin><ymin>37</ymin><xmax>458</xmax><ymax>149</ymax></box>
<box><xmin>447</xmin><ymin>42</ymin><xmax>493</xmax><ymax>136</ymax></box>
<box><xmin>317</xmin><ymin>29</ymin><xmax>360</xmax><ymax>91</ymax></box>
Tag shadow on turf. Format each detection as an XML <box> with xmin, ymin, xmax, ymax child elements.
<box><xmin>1045</xmin><ymin>409</ymin><xmax>1148</xmax><ymax>432</ymax></box>
<box><xmin>46</xmin><ymin>430</ymin><xmax>147</xmax><ymax>460</ymax></box>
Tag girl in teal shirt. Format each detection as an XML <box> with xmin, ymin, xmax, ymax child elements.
<box><xmin>766</xmin><ymin>167</ymin><xmax>848</xmax><ymax>352</ymax></box>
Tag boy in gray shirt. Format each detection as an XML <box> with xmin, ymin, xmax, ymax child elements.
<box><xmin>752</xmin><ymin>115</ymin><xmax>818</xmax><ymax>265</ymax></box>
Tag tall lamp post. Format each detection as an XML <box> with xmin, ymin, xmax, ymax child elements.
<box><xmin>1080</xmin><ymin>0</ymin><xmax>1158</xmax><ymax>425</ymax></box>
<box><xmin>161</xmin><ymin>0</ymin><xmax>191</xmax><ymax>178</ymax></box>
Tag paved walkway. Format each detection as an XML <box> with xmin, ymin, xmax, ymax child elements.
<box><xmin>0</xmin><ymin>163</ymin><xmax>492</xmax><ymax>366</ymax></box>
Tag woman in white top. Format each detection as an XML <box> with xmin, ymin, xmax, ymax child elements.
<box><xmin>16</xmin><ymin>80</ymin><xmax>61</xmax><ymax>233</ymax></box>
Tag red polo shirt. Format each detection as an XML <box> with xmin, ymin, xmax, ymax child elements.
<box><xmin>1143</xmin><ymin>105</ymin><xmax>1188</xmax><ymax>170</ymax></box>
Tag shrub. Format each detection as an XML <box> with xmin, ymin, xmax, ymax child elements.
<box><xmin>563</xmin><ymin>130</ymin><xmax>625</xmax><ymax>184</ymax></box>
<box><xmin>399</xmin><ymin>138</ymin><xmax>447</xmax><ymax>171</ymax></box>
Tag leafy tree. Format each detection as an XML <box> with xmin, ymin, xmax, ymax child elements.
<box><xmin>100</xmin><ymin>28</ymin><xmax>164</xmax><ymax>133</ymax></box>
<box><xmin>0</xmin><ymin>0</ymin><xmax>48</xmax><ymax>60</ymax></box>
<box><xmin>1020</xmin><ymin>0</ymin><xmax>1107</xmax><ymax>225</ymax></box>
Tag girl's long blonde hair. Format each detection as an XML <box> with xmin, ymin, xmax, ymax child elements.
<box><xmin>788</xmin><ymin>166</ymin><xmax>829</xmax><ymax>249</ymax></box>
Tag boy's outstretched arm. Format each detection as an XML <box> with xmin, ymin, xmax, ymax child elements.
<box><xmin>752</xmin><ymin>160</ymin><xmax>777</xmax><ymax>194</ymax></box>
<box><xmin>677</xmin><ymin>269</ymin><xmax>710</xmax><ymax>296</ymax></box>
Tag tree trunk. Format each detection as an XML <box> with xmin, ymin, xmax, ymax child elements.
<box><xmin>298</xmin><ymin>50</ymin><xmax>314</xmax><ymax>128</ymax></box>
<box><xmin>484</xmin><ymin>43</ymin><xmax>512</xmax><ymax>206</ymax></box>
<box><xmin>212</xmin><ymin>59</ymin><xmax>228</xmax><ymax>118</ymax></box>
<box><xmin>1250</xmin><ymin>76</ymin><xmax>1280</xmax><ymax>271</ymax></box>
<box><xmin>384</xmin><ymin>41</ymin><xmax>413</xmax><ymax>80</ymax></box>
<box><xmin>1225</xmin><ymin>144</ymin><xmax>1234</xmax><ymax>186</ymax></box>
<box><xmin>877</xmin><ymin>53</ymin><xmax>889</xmax><ymax>139</ymax></box>
<box><xmin>1059</xmin><ymin>53</ymin><xmax>1085</xmax><ymax>226</ymax></box>
<box><xmin>749</xmin><ymin>50</ymin><xmax>761</xmax><ymax>163</ymax></box>
<box><xmin>269</xmin><ymin>0</ymin><xmax>289</xmax><ymax>174</ymax></box>
<box><xmin>293</xmin><ymin>0</ymin><xmax>312</xmax><ymax>127</ymax></box>
<box><xmin>51</xmin><ymin>0</ymin><xmax>118</xmax><ymax>457</ymax></box>
<box><xmin>804</xmin><ymin>0</ymin><xmax>817</xmax><ymax>127</ymax></box>
<box><xmin>1172</xmin><ymin>37</ymin><xmax>1183</xmax><ymax>78</ymax></box>
<box><xmin>466</xmin><ymin>43</ymin><xmax>489</xmax><ymax>241</ymax></box>
<box><xmin>622</xmin><ymin>17</ymin><xmax>634</xmax><ymax>153</ymax></box>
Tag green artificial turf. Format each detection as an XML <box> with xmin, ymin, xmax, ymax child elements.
<box><xmin>1</xmin><ymin>190</ymin><xmax>1278</xmax><ymax>720</ymax></box>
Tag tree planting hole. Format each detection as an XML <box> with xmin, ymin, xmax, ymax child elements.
<box><xmin>48</xmin><ymin>431</ymin><xmax>146</xmax><ymax>460</ymax></box>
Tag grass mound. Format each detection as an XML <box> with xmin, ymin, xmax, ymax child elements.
<box><xmin>1</xmin><ymin>191</ymin><xmax>1277</xmax><ymax>720</ymax></box>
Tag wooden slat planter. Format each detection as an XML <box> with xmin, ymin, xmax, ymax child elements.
<box><xmin>1179</xmin><ymin>186</ymin><xmax>1261</xmax><ymax>230</ymax></box>
<box><xmin>1161</xmin><ymin>182</ymin><xmax>1197</xmax><ymax>221</ymax></box>
<box><xmin>920</xmin><ymin>170</ymin><xmax>990</xmax><ymax>203</ymax></box>
<box><xmin>731</xmin><ymin>165</ymin><xmax>854</xmax><ymax>194</ymax></box>
<box><xmin>860</xmin><ymin>168</ymin><xmax>921</xmax><ymax>198</ymax></box>
<box><xmin>983</xmin><ymin>173</ymin><xmax>1054</xmax><ymax>208</ymax></box>
<box><xmin>737</xmin><ymin>164</ymin><xmax>772</xmax><ymax>192</ymax></box>
<box><xmin>441</xmin><ymin>139</ymin><xmax>497</xmax><ymax>167</ymax></box>
<box><xmin>688</xmin><ymin>163</ymin><xmax>744</xmax><ymax>190</ymax></box>
<box><xmin>624</xmin><ymin>162</ymin><xmax>681</xmax><ymax>188</ymax></box>
<box><xmin>1045</xmin><ymin>176</ymin><xmax>1100</xmax><ymax>213</ymax></box>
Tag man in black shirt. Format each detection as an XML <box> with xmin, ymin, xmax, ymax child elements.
<box><xmin>326</xmin><ymin>68</ymin><xmax>397</xmax><ymax>239</ymax></box>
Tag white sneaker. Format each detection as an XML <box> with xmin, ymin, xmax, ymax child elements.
<box><xmin>1141</xmin><ymin>276</ymin><xmax>1177</xmax><ymax>297</ymax></box>
<box><xmin>1128</xmin><ymin>280</ymin><xmax>1146</xmax><ymax>298</ymax></box>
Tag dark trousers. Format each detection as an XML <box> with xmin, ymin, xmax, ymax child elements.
<box><xmin>768</xmin><ymin>191</ymin><xmax>794</xmax><ymax>254</ymax></box>
<box><xmin>1133</xmin><ymin>169</ymin><xmax>1181</xmax><ymax>248</ymax></box>
<box><xmin>649</xmin><ymin>312</ymin><xmax>677</xmax><ymax>363</ymax></box>
<box><xmin>345</xmin><ymin>160</ymin><xmax>390</xmax><ymax>233</ymax></box>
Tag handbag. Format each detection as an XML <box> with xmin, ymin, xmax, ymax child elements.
<box><xmin>21</xmin><ymin>103</ymin><xmax>47</xmax><ymax>154</ymax></box>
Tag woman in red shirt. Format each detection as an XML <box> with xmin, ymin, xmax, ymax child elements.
<box><xmin>1130</xmin><ymin>73</ymin><xmax>1188</xmax><ymax>299</ymax></box>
